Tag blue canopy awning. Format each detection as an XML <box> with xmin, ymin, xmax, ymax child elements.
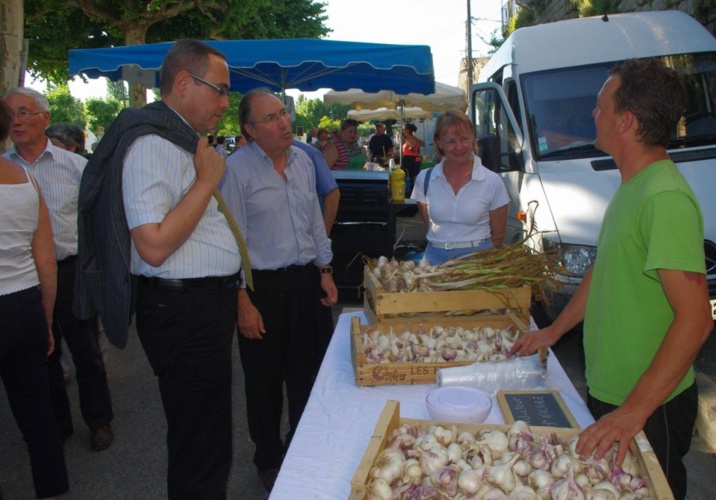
<box><xmin>69</xmin><ymin>38</ymin><xmax>435</xmax><ymax>95</ymax></box>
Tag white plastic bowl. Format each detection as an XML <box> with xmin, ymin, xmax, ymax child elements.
<box><xmin>426</xmin><ymin>386</ymin><xmax>493</xmax><ymax>424</ymax></box>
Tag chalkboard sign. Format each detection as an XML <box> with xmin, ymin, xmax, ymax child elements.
<box><xmin>497</xmin><ymin>390</ymin><xmax>580</xmax><ymax>429</ymax></box>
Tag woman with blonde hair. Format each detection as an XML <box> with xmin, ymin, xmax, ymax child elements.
<box><xmin>411</xmin><ymin>110</ymin><xmax>509</xmax><ymax>265</ymax></box>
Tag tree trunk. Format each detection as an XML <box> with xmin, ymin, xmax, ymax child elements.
<box><xmin>0</xmin><ymin>0</ymin><xmax>24</xmax><ymax>96</ymax></box>
<box><xmin>125</xmin><ymin>25</ymin><xmax>149</xmax><ymax>108</ymax></box>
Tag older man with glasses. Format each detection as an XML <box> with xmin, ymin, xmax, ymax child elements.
<box><xmin>73</xmin><ymin>39</ymin><xmax>245</xmax><ymax>498</ymax></box>
<box><xmin>219</xmin><ymin>87</ymin><xmax>338</xmax><ymax>492</ymax></box>
<box><xmin>3</xmin><ymin>87</ymin><xmax>115</xmax><ymax>453</ymax></box>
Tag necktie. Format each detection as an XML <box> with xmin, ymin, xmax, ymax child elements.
<box><xmin>213</xmin><ymin>189</ymin><xmax>254</xmax><ymax>290</ymax></box>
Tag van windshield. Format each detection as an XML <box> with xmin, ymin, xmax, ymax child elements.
<box><xmin>523</xmin><ymin>52</ymin><xmax>716</xmax><ymax>159</ymax></box>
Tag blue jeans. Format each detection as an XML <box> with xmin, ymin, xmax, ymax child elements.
<box><xmin>424</xmin><ymin>239</ymin><xmax>493</xmax><ymax>265</ymax></box>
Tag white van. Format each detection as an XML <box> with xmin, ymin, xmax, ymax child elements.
<box><xmin>472</xmin><ymin>10</ymin><xmax>716</xmax><ymax>319</ymax></box>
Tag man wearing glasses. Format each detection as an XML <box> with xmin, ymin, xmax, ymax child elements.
<box><xmin>219</xmin><ymin>88</ymin><xmax>338</xmax><ymax>492</ymax></box>
<box><xmin>74</xmin><ymin>39</ymin><xmax>243</xmax><ymax>498</ymax></box>
<box><xmin>3</xmin><ymin>87</ymin><xmax>115</xmax><ymax>453</ymax></box>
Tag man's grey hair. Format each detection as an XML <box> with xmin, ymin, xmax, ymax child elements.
<box><xmin>4</xmin><ymin>87</ymin><xmax>50</xmax><ymax>112</ymax></box>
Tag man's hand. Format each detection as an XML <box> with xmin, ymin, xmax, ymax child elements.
<box><xmin>320</xmin><ymin>273</ymin><xmax>338</xmax><ymax>307</ymax></box>
<box><xmin>509</xmin><ymin>325</ymin><xmax>561</xmax><ymax>357</ymax></box>
<box><xmin>194</xmin><ymin>136</ymin><xmax>226</xmax><ymax>190</ymax></box>
<box><xmin>237</xmin><ymin>289</ymin><xmax>266</xmax><ymax>339</ymax></box>
<box><xmin>576</xmin><ymin>406</ymin><xmax>647</xmax><ymax>466</ymax></box>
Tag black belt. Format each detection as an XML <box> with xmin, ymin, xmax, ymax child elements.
<box><xmin>137</xmin><ymin>272</ymin><xmax>242</xmax><ymax>290</ymax></box>
<box><xmin>257</xmin><ymin>264</ymin><xmax>311</xmax><ymax>273</ymax></box>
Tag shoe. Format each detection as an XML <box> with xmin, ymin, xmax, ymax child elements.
<box><xmin>90</xmin><ymin>424</ymin><xmax>113</xmax><ymax>451</ymax></box>
<box><xmin>257</xmin><ymin>467</ymin><xmax>280</xmax><ymax>492</ymax></box>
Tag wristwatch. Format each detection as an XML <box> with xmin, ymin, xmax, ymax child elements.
<box><xmin>320</xmin><ymin>266</ymin><xmax>333</xmax><ymax>274</ymax></box>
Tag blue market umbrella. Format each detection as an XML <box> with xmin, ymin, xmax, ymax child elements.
<box><xmin>69</xmin><ymin>38</ymin><xmax>435</xmax><ymax>95</ymax></box>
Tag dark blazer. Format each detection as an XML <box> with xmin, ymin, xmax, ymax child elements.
<box><xmin>74</xmin><ymin>101</ymin><xmax>198</xmax><ymax>348</ymax></box>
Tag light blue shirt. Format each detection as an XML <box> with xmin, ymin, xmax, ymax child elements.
<box><xmin>291</xmin><ymin>139</ymin><xmax>338</xmax><ymax>211</ymax></box>
<box><xmin>122</xmin><ymin>134</ymin><xmax>241</xmax><ymax>278</ymax></box>
<box><xmin>219</xmin><ymin>140</ymin><xmax>332</xmax><ymax>271</ymax></box>
<box><xmin>5</xmin><ymin>139</ymin><xmax>86</xmax><ymax>260</ymax></box>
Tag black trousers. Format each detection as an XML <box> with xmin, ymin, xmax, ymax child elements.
<box><xmin>1</xmin><ymin>287</ymin><xmax>69</xmax><ymax>498</ymax></box>
<box><xmin>48</xmin><ymin>256</ymin><xmax>113</xmax><ymax>436</ymax></box>
<box><xmin>238</xmin><ymin>265</ymin><xmax>319</xmax><ymax>471</ymax></box>
<box><xmin>136</xmin><ymin>281</ymin><xmax>237</xmax><ymax>500</ymax></box>
<box><xmin>587</xmin><ymin>383</ymin><xmax>698</xmax><ymax>500</ymax></box>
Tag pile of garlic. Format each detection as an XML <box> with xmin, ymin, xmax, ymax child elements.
<box><xmin>367</xmin><ymin>421</ymin><xmax>652</xmax><ymax>500</ymax></box>
<box><xmin>370</xmin><ymin>256</ymin><xmax>435</xmax><ymax>292</ymax></box>
<box><xmin>361</xmin><ymin>324</ymin><xmax>520</xmax><ymax>364</ymax></box>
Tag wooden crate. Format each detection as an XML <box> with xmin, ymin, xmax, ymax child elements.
<box><xmin>363</xmin><ymin>266</ymin><xmax>532</xmax><ymax>324</ymax></box>
<box><xmin>349</xmin><ymin>401</ymin><xmax>673</xmax><ymax>500</ymax></box>
<box><xmin>350</xmin><ymin>313</ymin><xmax>529</xmax><ymax>386</ymax></box>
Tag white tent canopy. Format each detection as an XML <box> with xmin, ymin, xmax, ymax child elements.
<box><xmin>347</xmin><ymin>107</ymin><xmax>432</xmax><ymax>122</ymax></box>
<box><xmin>324</xmin><ymin>81</ymin><xmax>467</xmax><ymax>112</ymax></box>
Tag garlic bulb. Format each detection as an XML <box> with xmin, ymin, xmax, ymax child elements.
<box><xmin>478</xmin><ymin>430</ymin><xmax>509</xmax><ymax>459</ymax></box>
<box><xmin>621</xmin><ymin>449</ymin><xmax>640</xmax><ymax>476</ymax></box>
<box><xmin>430</xmin><ymin>465</ymin><xmax>460</xmax><ymax>497</ymax></box>
<box><xmin>482</xmin><ymin>487</ymin><xmax>509</xmax><ymax>500</ymax></box>
<box><xmin>402</xmin><ymin>458</ymin><xmax>422</xmax><ymax>486</ymax></box>
<box><xmin>447</xmin><ymin>442</ymin><xmax>464</xmax><ymax>464</ymax></box>
<box><xmin>528</xmin><ymin>469</ymin><xmax>555</xmax><ymax>498</ymax></box>
<box><xmin>582</xmin><ymin>456</ymin><xmax>610</xmax><ymax>485</ymax></box>
<box><xmin>457</xmin><ymin>431</ymin><xmax>476</xmax><ymax>450</ymax></box>
<box><xmin>509</xmin><ymin>484</ymin><xmax>539</xmax><ymax>500</ymax></box>
<box><xmin>550</xmin><ymin>464</ymin><xmax>585</xmax><ymax>500</ymax></box>
<box><xmin>367</xmin><ymin>477</ymin><xmax>392</xmax><ymax>500</ymax></box>
<box><xmin>485</xmin><ymin>453</ymin><xmax>520</xmax><ymax>492</ymax></box>
<box><xmin>592</xmin><ymin>480</ymin><xmax>620</xmax><ymax>499</ymax></box>
<box><xmin>417</xmin><ymin>445</ymin><xmax>449</xmax><ymax>476</ymax></box>
<box><xmin>431</xmin><ymin>425</ymin><xmax>457</xmax><ymax>447</ymax></box>
<box><xmin>458</xmin><ymin>467</ymin><xmax>486</xmax><ymax>495</ymax></box>
<box><xmin>512</xmin><ymin>459</ymin><xmax>532</xmax><ymax>478</ymax></box>
<box><xmin>551</xmin><ymin>453</ymin><xmax>581</xmax><ymax>478</ymax></box>
<box><xmin>369</xmin><ymin>444</ymin><xmax>405</xmax><ymax>484</ymax></box>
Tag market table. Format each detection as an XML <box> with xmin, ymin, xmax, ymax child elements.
<box><xmin>269</xmin><ymin>311</ymin><xmax>595</xmax><ymax>499</ymax></box>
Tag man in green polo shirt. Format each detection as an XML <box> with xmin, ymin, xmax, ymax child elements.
<box><xmin>511</xmin><ymin>59</ymin><xmax>712</xmax><ymax>500</ymax></box>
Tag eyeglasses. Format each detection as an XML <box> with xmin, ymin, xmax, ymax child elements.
<box><xmin>189</xmin><ymin>73</ymin><xmax>230</xmax><ymax>98</ymax></box>
<box><xmin>250</xmin><ymin>109</ymin><xmax>290</xmax><ymax>125</ymax></box>
<box><xmin>10</xmin><ymin>109</ymin><xmax>46</xmax><ymax>122</ymax></box>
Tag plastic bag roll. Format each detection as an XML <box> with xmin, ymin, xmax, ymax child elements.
<box><xmin>437</xmin><ymin>354</ymin><xmax>544</xmax><ymax>393</ymax></box>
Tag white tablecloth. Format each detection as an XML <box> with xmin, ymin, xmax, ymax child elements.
<box><xmin>270</xmin><ymin>311</ymin><xmax>595</xmax><ymax>499</ymax></box>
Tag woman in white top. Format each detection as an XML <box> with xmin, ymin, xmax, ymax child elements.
<box><xmin>0</xmin><ymin>100</ymin><xmax>68</xmax><ymax>499</ymax></box>
<box><xmin>411</xmin><ymin>110</ymin><xmax>509</xmax><ymax>265</ymax></box>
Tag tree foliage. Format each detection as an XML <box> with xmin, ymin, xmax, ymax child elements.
<box><xmin>24</xmin><ymin>0</ymin><xmax>330</xmax><ymax>85</ymax></box>
<box><xmin>84</xmin><ymin>98</ymin><xmax>124</xmax><ymax>133</ymax></box>
<box><xmin>46</xmin><ymin>85</ymin><xmax>85</xmax><ymax>126</ymax></box>
<box><xmin>106</xmin><ymin>80</ymin><xmax>128</xmax><ymax>104</ymax></box>
<box><xmin>215</xmin><ymin>93</ymin><xmax>243</xmax><ymax>136</ymax></box>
